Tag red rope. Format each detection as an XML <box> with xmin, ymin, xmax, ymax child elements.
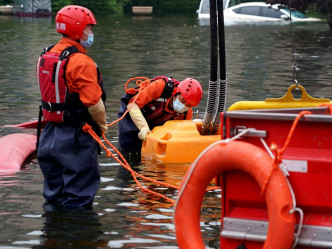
<box><xmin>318</xmin><ymin>103</ymin><xmax>332</xmax><ymax>115</ymax></box>
<box><xmin>82</xmin><ymin>122</ymin><xmax>220</xmax><ymax>204</ymax></box>
<box><xmin>82</xmin><ymin>77</ymin><xmax>220</xmax><ymax>204</ymax></box>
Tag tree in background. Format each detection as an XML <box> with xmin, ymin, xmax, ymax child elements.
<box><xmin>1</xmin><ymin>0</ymin><xmax>13</xmax><ymax>4</ymax></box>
<box><xmin>52</xmin><ymin>0</ymin><xmax>129</xmax><ymax>14</ymax></box>
<box><xmin>46</xmin><ymin>0</ymin><xmax>200</xmax><ymax>15</ymax></box>
<box><xmin>0</xmin><ymin>0</ymin><xmax>200</xmax><ymax>14</ymax></box>
<box><xmin>266</xmin><ymin>0</ymin><xmax>332</xmax><ymax>29</ymax></box>
<box><xmin>124</xmin><ymin>0</ymin><xmax>200</xmax><ymax>14</ymax></box>
<box><xmin>317</xmin><ymin>0</ymin><xmax>332</xmax><ymax>29</ymax></box>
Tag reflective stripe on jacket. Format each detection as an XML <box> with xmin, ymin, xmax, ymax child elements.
<box><xmin>37</xmin><ymin>42</ymin><xmax>106</xmax><ymax>132</ymax></box>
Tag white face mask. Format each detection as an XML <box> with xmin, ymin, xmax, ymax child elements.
<box><xmin>173</xmin><ymin>97</ymin><xmax>189</xmax><ymax>113</ymax></box>
<box><xmin>80</xmin><ymin>31</ymin><xmax>94</xmax><ymax>48</ymax></box>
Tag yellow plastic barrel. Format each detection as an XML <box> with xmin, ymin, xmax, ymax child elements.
<box><xmin>141</xmin><ymin>120</ymin><xmax>220</xmax><ymax>163</ymax></box>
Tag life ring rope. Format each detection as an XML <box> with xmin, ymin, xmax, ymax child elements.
<box><xmin>261</xmin><ymin>111</ymin><xmax>310</xmax><ymax>249</ymax></box>
<box><xmin>261</xmin><ymin>137</ymin><xmax>304</xmax><ymax>249</ymax></box>
<box><xmin>272</xmin><ymin>110</ymin><xmax>312</xmax><ymax>166</ymax></box>
<box><xmin>259</xmin><ymin>134</ymin><xmax>304</xmax><ymax>249</ymax></box>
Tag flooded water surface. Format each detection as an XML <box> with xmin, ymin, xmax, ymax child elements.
<box><xmin>0</xmin><ymin>12</ymin><xmax>331</xmax><ymax>249</ymax></box>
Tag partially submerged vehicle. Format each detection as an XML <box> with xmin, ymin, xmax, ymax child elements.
<box><xmin>224</xmin><ymin>2</ymin><xmax>321</xmax><ymax>22</ymax></box>
<box><xmin>197</xmin><ymin>0</ymin><xmax>321</xmax><ymax>22</ymax></box>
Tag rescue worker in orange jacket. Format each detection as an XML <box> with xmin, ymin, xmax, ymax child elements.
<box><xmin>36</xmin><ymin>5</ymin><xmax>107</xmax><ymax>209</ymax></box>
<box><xmin>118</xmin><ymin>76</ymin><xmax>203</xmax><ymax>152</ymax></box>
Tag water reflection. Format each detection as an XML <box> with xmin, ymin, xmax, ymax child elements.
<box><xmin>32</xmin><ymin>204</ymin><xmax>106</xmax><ymax>248</ymax></box>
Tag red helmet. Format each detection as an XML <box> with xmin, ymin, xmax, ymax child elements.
<box><xmin>176</xmin><ymin>78</ymin><xmax>203</xmax><ymax>107</ymax></box>
<box><xmin>55</xmin><ymin>5</ymin><xmax>97</xmax><ymax>40</ymax></box>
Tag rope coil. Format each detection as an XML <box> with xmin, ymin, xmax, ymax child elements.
<box><xmin>125</xmin><ymin>77</ymin><xmax>151</xmax><ymax>95</ymax></box>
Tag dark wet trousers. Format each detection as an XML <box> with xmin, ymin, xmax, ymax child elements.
<box><xmin>118</xmin><ymin>93</ymin><xmax>142</xmax><ymax>152</ymax></box>
<box><xmin>37</xmin><ymin>123</ymin><xmax>100</xmax><ymax>209</ymax></box>
<box><xmin>118</xmin><ymin>115</ymin><xmax>143</xmax><ymax>152</ymax></box>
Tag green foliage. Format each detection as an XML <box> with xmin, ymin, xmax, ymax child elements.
<box><xmin>52</xmin><ymin>0</ymin><xmax>201</xmax><ymax>15</ymax></box>
<box><xmin>52</xmin><ymin>0</ymin><xmax>72</xmax><ymax>13</ymax></box>
<box><xmin>266</xmin><ymin>0</ymin><xmax>310</xmax><ymax>12</ymax></box>
<box><xmin>1</xmin><ymin>0</ymin><xmax>14</xmax><ymax>4</ymax></box>
<box><xmin>305</xmin><ymin>4</ymin><xmax>326</xmax><ymax>19</ymax></box>
<box><xmin>2</xmin><ymin>0</ymin><xmax>200</xmax><ymax>14</ymax></box>
<box><xmin>52</xmin><ymin>0</ymin><xmax>126</xmax><ymax>14</ymax></box>
<box><xmin>265</xmin><ymin>0</ymin><xmax>332</xmax><ymax>15</ymax></box>
<box><xmin>123</xmin><ymin>0</ymin><xmax>201</xmax><ymax>14</ymax></box>
<box><xmin>316</xmin><ymin>0</ymin><xmax>332</xmax><ymax>16</ymax></box>
<box><xmin>265</xmin><ymin>0</ymin><xmax>332</xmax><ymax>29</ymax></box>
<box><xmin>159</xmin><ymin>0</ymin><xmax>200</xmax><ymax>13</ymax></box>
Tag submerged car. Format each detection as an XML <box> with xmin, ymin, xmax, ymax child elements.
<box><xmin>197</xmin><ymin>0</ymin><xmax>321</xmax><ymax>22</ymax></box>
<box><xmin>224</xmin><ymin>2</ymin><xmax>321</xmax><ymax>22</ymax></box>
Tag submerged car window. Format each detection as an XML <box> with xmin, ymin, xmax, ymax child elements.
<box><xmin>201</xmin><ymin>0</ymin><xmax>210</xmax><ymax>14</ymax></box>
<box><xmin>233</xmin><ymin>6</ymin><xmax>260</xmax><ymax>16</ymax></box>
<box><xmin>282</xmin><ymin>9</ymin><xmax>308</xmax><ymax>18</ymax></box>
<box><xmin>261</xmin><ymin>6</ymin><xmax>283</xmax><ymax>18</ymax></box>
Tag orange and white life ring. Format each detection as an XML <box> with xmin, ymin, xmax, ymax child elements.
<box><xmin>173</xmin><ymin>140</ymin><xmax>296</xmax><ymax>249</ymax></box>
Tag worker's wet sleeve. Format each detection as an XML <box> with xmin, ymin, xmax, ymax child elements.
<box><xmin>88</xmin><ymin>98</ymin><xmax>108</xmax><ymax>134</ymax></box>
<box><xmin>127</xmin><ymin>102</ymin><xmax>150</xmax><ymax>141</ymax></box>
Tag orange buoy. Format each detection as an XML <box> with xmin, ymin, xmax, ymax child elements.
<box><xmin>173</xmin><ymin>141</ymin><xmax>296</xmax><ymax>249</ymax></box>
<box><xmin>141</xmin><ymin>120</ymin><xmax>220</xmax><ymax>163</ymax></box>
<box><xmin>0</xmin><ymin>133</ymin><xmax>37</xmax><ymax>172</ymax></box>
